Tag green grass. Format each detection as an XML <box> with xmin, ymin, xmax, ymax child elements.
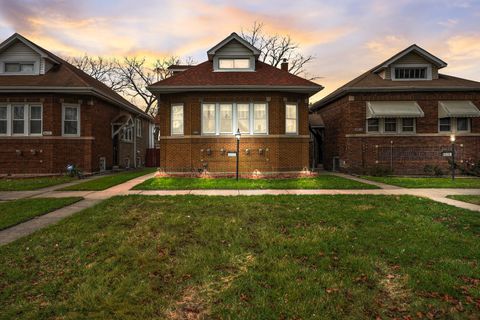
<box><xmin>1</xmin><ymin>195</ymin><xmax>479</xmax><ymax>319</ymax></box>
<box><xmin>60</xmin><ymin>168</ymin><xmax>157</xmax><ymax>191</ymax></box>
<box><xmin>0</xmin><ymin>197</ymin><xmax>82</xmax><ymax>230</ymax></box>
<box><xmin>133</xmin><ymin>175</ymin><xmax>378</xmax><ymax>190</ymax></box>
<box><xmin>447</xmin><ymin>195</ymin><xmax>480</xmax><ymax>205</ymax></box>
<box><xmin>0</xmin><ymin>176</ymin><xmax>74</xmax><ymax>191</ymax></box>
<box><xmin>361</xmin><ymin>176</ymin><xmax>480</xmax><ymax>188</ymax></box>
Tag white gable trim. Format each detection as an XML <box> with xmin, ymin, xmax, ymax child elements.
<box><xmin>0</xmin><ymin>33</ymin><xmax>59</xmax><ymax>64</ymax></box>
<box><xmin>373</xmin><ymin>45</ymin><xmax>447</xmax><ymax>73</ymax></box>
<box><xmin>207</xmin><ymin>33</ymin><xmax>261</xmax><ymax>60</ymax></box>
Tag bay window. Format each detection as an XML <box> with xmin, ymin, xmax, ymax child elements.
<box><xmin>285</xmin><ymin>103</ymin><xmax>298</xmax><ymax>134</ymax></box>
<box><xmin>171</xmin><ymin>104</ymin><xmax>184</xmax><ymax>135</ymax></box>
<box><xmin>201</xmin><ymin>102</ymin><xmax>268</xmax><ymax>135</ymax></box>
<box><xmin>62</xmin><ymin>104</ymin><xmax>80</xmax><ymax>136</ymax></box>
<box><xmin>0</xmin><ymin>104</ymin><xmax>43</xmax><ymax>136</ymax></box>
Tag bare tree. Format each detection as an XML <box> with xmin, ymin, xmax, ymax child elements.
<box><xmin>66</xmin><ymin>55</ymin><xmax>194</xmax><ymax>116</ymax></box>
<box><xmin>65</xmin><ymin>55</ymin><xmax>127</xmax><ymax>92</ymax></box>
<box><xmin>241</xmin><ymin>22</ymin><xmax>317</xmax><ymax>79</ymax></box>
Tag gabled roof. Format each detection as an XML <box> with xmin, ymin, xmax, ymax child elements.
<box><xmin>0</xmin><ymin>33</ymin><xmax>60</xmax><ymax>64</ymax></box>
<box><xmin>0</xmin><ymin>33</ymin><xmax>151</xmax><ymax>120</ymax></box>
<box><xmin>372</xmin><ymin>44</ymin><xmax>447</xmax><ymax>73</ymax></box>
<box><xmin>311</xmin><ymin>45</ymin><xmax>480</xmax><ymax>111</ymax></box>
<box><xmin>148</xmin><ymin>60</ymin><xmax>323</xmax><ymax>96</ymax></box>
<box><xmin>207</xmin><ymin>32</ymin><xmax>261</xmax><ymax>60</ymax></box>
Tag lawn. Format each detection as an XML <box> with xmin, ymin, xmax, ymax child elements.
<box><xmin>362</xmin><ymin>176</ymin><xmax>480</xmax><ymax>188</ymax></box>
<box><xmin>447</xmin><ymin>195</ymin><xmax>480</xmax><ymax>205</ymax></box>
<box><xmin>60</xmin><ymin>168</ymin><xmax>157</xmax><ymax>191</ymax></box>
<box><xmin>0</xmin><ymin>176</ymin><xmax>74</xmax><ymax>191</ymax></box>
<box><xmin>1</xmin><ymin>195</ymin><xmax>479</xmax><ymax>319</ymax></box>
<box><xmin>133</xmin><ymin>175</ymin><xmax>378</xmax><ymax>190</ymax></box>
<box><xmin>0</xmin><ymin>197</ymin><xmax>82</xmax><ymax>230</ymax></box>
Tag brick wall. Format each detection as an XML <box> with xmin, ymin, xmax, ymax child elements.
<box><xmin>0</xmin><ymin>93</ymin><xmax>150</xmax><ymax>175</ymax></box>
<box><xmin>317</xmin><ymin>91</ymin><xmax>480</xmax><ymax>174</ymax></box>
<box><xmin>156</xmin><ymin>91</ymin><xmax>310</xmax><ymax>172</ymax></box>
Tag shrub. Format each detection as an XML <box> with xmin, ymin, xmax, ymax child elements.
<box><xmin>424</xmin><ymin>164</ymin><xmax>444</xmax><ymax>177</ymax></box>
<box><xmin>433</xmin><ymin>166</ymin><xmax>444</xmax><ymax>177</ymax></box>
<box><xmin>459</xmin><ymin>159</ymin><xmax>480</xmax><ymax>177</ymax></box>
<box><xmin>369</xmin><ymin>166</ymin><xmax>393</xmax><ymax>177</ymax></box>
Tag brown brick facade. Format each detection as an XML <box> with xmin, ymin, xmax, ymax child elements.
<box><xmin>0</xmin><ymin>93</ymin><xmax>151</xmax><ymax>176</ymax></box>
<box><xmin>156</xmin><ymin>91</ymin><xmax>310</xmax><ymax>173</ymax></box>
<box><xmin>316</xmin><ymin>92</ymin><xmax>480</xmax><ymax>174</ymax></box>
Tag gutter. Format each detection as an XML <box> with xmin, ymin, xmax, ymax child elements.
<box><xmin>147</xmin><ymin>84</ymin><xmax>323</xmax><ymax>96</ymax></box>
<box><xmin>0</xmin><ymin>86</ymin><xmax>153</xmax><ymax>121</ymax></box>
<box><xmin>311</xmin><ymin>86</ymin><xmax>480</xmax><ymax>112</ymax></box>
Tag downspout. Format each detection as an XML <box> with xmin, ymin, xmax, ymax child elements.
<box><xmin>133</xmin><ymin>116</ymin><xmax>137</xmax><ymax>168</ymax></box>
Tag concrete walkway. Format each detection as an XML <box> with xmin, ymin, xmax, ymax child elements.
<box><xmin>1</xmin><ymin>171</ymin><xmax>480</xmax><ymax>246</ymax></box>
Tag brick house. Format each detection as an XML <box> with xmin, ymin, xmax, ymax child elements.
<box><xmin>311</xmin><ymin>44</ymin><xmax>480</xmax><ymax>175</ymax></box>
<box><xmin>148</xmin><ymin>33</ymin><xmax>322</xmax><ymax>174</ymax></box>
<box><xmin>0</xmin><ymin>33</ymin><xmax>154</xmax><ymax>176</ymax></box>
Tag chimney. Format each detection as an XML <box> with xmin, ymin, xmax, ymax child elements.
<box><xmin>281</xmin><ymin>58</ymin><xmax>289</xmax><ymax>72</ymax></box>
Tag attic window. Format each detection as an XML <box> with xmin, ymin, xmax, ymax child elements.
<box><xmin>4</xmin><ymin>62</ymin><xmax>34</xmax><ymax>73</ymax></box>
<box><xmin>393</xmin><ymin>67</ymin><xmax>427</xmax><ymax>80</ymax></box>
<box><xmin>218</xmin><ymin>58</ymin><xmax>250</xmax><ymax>70</ymax></box>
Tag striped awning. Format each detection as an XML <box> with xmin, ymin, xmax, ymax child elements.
<box><xmin>366</xmin><ymin>101</ymin><xmax>424</xmax><ymax>119</ymax></box>
<box><xmin>438</xmin><ymin>101</ymin><xmax>480</xmax><ymax>118</ymax></box>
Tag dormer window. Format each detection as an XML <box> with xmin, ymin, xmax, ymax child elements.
<box><xmin>4</xmin><ymin>62</ymin><xmax>34</xmax><ymax>73</ymax></box>
<box><xmin>218</xmin><ymin>58</ymin><xmax>250</xmax><ymax>70</ymax></box>
<box><xmin>394</xmin><ymin>67</ymin><xmax>427</xmax><ymax>80</ymax></box>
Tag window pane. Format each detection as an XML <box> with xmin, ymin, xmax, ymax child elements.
<box><xmin>237</xmin><ymin>104</ymin><xmax>250</xmax><ymax>133</ymax></box>
<box><xmin>30</xmin><ymin>120</ymin><xmax>41</xmax><ymax>134</ymax></box>
<box><xmin>218</xmin><ymin>59</ymin><xmax>234</xmax><ymax>69</ymax></box>
<box><xmin>20</xmin><ymin>64</ymin><xmax>34</xmax><ymax>72</ymax></box>
<box><xmin>0</xmin><ymin>120</ymin><xmax>6</xmax><ymax>134</ymax></box>
<box><xmin>13</xmin><ymin>105</ymin><xmax>24</xmax><ymax>119</ymax></box>
<box><xmin>402</xmin><ymin>118</ymin><xmax>414</xmax><ymax>132</ymax></box>
<box><xmin>171</xmin><ymin>104</ymin><xmax>183</xmax><ymax>135</ymax></box>
<box><xmin>202</xmin><ymin>104</ymin><xmax>216</xmax><ymax>133</ymax></box>
<box><xmin>0</xmin><ymin>106</ymin><xmax>6</xmax><ymax>120</ymax></box>
<box><xmin>13</xmin><ymin>120</ymin><xmax>24</xmax><ymax>134</ymax></box>
<box><xmin>367</xmin><ymin>118</ymin><xmax>379</xmax><ymax>132</ymax></box>
<box><xmin>253</xmin><ymin>103</ymin><xmax>267</xmax><ymax>134</ymax></box>
<box><xmin>234</xmin><ymin>59</ymin><xmax>250</xmax><ymax>69</ymax></box>
<box><xmin>384</xmin><ymin>118</ymin><xmax>397</xmax><ymax>132</ymax></box>
<box><xmin>219</xmin><ymin>104</ymin><xmax>232</xmax><ymax>133</ymax></box>
<box><xmin>457</xmin><ymin>118</ymin><xmax>469</xmax><ymax>131</ymax></box>
<box><xmin>65</xmin><ymin>107</ymin><xmax>78</xmax><ymax>121</ymax></box>
<box><xmin>5</xmin><ymin>63</ymin><xmax>20</xmax><ymax>72</ymax></box>
<box><xmin>439</xmin><ymin>118</ymin><xmax>451</xmax><ymax>132</ymax></box>
<box><xmin>64</xmin><ymin>121</ymin><xmax>78</xmax><ymax>135</ymax></box>
<box><xmin>30</xmin><ymin>106</ymin><xmax>42</xmax><ymax>119</ymax></box>
<box><xmin>285</xmin><ymin>104</ymin><xmax>297</xmax><ymax>133</ymax></box>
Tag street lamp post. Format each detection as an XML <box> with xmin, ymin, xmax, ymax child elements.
<box><xmin>450</xmin><ymin>134</ymin><xmax>456</xmax><ymax>181</ymax></box>
<box><xmin>235</xmin><ymin>129</ymin><xmax>241</xmax><ymax>181</ymax></box>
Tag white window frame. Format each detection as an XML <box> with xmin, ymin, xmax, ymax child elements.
<box><xmin>62</xmin><ymin>104</ymin><xmax>81</xmax><ymax>137</ymax></box>
<box><xmin>28</xmin><ymin>104</ymin><xmax>43</xmax><ymax>136</ymax></box>
<box><xmin>391</xmin><ymin>64</ymin><xmax>432</xmax><ymax>81</ymax></box>
<box><xmin>122</xmin><ymin>126</ymin><xmax>133</xmax><ymax>142</ymax></box>
<box><xmin>218</xmin><ymin>58</ymin><xmax>251</xmax><ymax>70</ymax></box>
<box><xmin>171</xmin><ymin>103</ymin><xmax>184</xmax><ymax>136</ymax></box>
<box><xmin>12</xmin><ymin>104</ymin><xmax>27</xmax><ymax>136</ymax></box>
<box><xmin>438</xmin><ymin>117</ymin><xmax>471</xmax><ymax>133</ymax></box>
<box><xmin>1</xmin><ymin>61</ymin><xmax>37</xmax><ymax>75</ymax></box>
<box><xmin>219</xmin><ymin>103</ymin><xmax>234</xmax><ymax>134</ymax></box>
<box><xmin>285</xmin><ymin>103</ymin><xmax>298</xmax><ymax>135</ymax></box>
<box><xmin>0</xmin><ymin>104</ymin><xmax>10</xmax><ymax>136</ymax></box>
<box><xmin>366</xmin><ymin>118</ymin><xmax>416</xmax><ymax>134</ymax></box>
<box><xmin>136</xmin><ymin>118</ymin><xmax>142</xmax><ymax>137</ymax></box>
<box><xmin>236</xmin><ymin>103</ymin><xmax>250</xmax><ymax>134</ymax></box>
<box><xmin>201</xmin><ymin>102</ymin><xmax>269</xmax><ymax>136</ymax></box>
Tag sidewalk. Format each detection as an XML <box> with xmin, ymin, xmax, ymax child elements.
<box><xmin>1</xmin><ymin>171</ymin><xmax>479</xmax><ymax>246</ymax></box>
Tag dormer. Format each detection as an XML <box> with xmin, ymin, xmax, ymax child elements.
<box><xmin>0</xmin><ymin>33</ymin><xmax>59</xmax><ymax>76</ymax></box>
<box><xmin>207</xmin><ymin>33</ymin><xmax>261</xmax><ymax>72</ymax></box>
<box><xmin>373</xmin><ymin>44</ymin><xmax>447</xmax><ymax>81</ymax></box>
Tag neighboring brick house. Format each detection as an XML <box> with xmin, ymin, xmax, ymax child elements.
<box><xmin>0</xmin><ymin>33</ymin><xmax>154</xmax><ymax>176</ymax></box>
<box><xmin>148</xmin><ymin>33</ymin><xmax>322</xmax><ymax>174</ymax></box>
<box><xmin>311</xmin><ymin>44</ymin><xmax>480</xmax><ymax>175</ymax></box>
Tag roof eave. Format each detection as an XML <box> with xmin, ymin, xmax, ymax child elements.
<box><xmin>311</xmin><ymin>86</ymin><xmax>480</xmax><ymax>112</ymax></box>
<box><xmin>147</xmin><ymin>85</ymin><xmax>323</xmax><ymax>96</ymax></box>
<box><xmin>0</xmin><ymin>86</ymin><xmax>152</xmax><ymax>120</ymax></box>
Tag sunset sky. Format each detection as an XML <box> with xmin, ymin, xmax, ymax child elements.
<box><xmin>0</xmin><ymin>0</ymin><xmax>479</xmax><ymax>103</ymax></box>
